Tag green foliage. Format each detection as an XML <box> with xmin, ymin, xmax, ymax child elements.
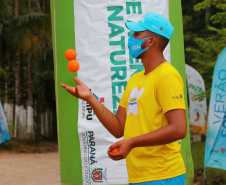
<box><xmin>193</xmin><ymin>0</ymin><xmax>214</xmax><ymax>11</ymax></box>
<box><xmin>0</xmin><ymin>65</ymin><xmax>6</xmax><ymax>75</ymax></box>
<box><xmin>182</xmin><ymin>0</ymin><xmax>226</xmax><ymax>105</ymax></box>
<box><xmin>11</xmin><ymin>13</ymin><xmax>45</xmax><ymax>26</ymax></box>
<box><xmin>183</xmin><ymin>2</ymin><xmax>226</xmax><ymax>182</ymax></box>
<box><xmin>194</xmin><ymin>0</ymin><xmax>226</xmax><ymax>11</ymax></box>
<box><xmin>33</xmin><ymin>48</ymin><xmax>55</xmax><ymax>113</ymax></box>
<box><xmin>0</xmin><ymin>0</ymin><xmax>56</xmax><ymax>140</ymax></box>
<box><xmin>211</xmin><ymin>12</ymin><xmax>226</xmax><ymax>24</ymax></box>
<box><xmin>0</xmin><ymin>0</ymin><xmax>10</xmax><ymax>35</ymax></box>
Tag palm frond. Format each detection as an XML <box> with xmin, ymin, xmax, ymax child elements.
<box><xmin>11</xmin><ymin>13</ymin><xmax>46</xmax><ymax>29</ymax></box>
<box><xmin>0</xmin><ymin>66</ymin><xmax>7</xmax><ymax>78</ymax></box>
<box><xmin>0</xmin><ymin>0</ymin><xmax>10</xmax><ymax>21</ymax></box>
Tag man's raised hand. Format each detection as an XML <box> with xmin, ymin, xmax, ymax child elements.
<box><xmin>61</xmin><ymin>77</ymin><xmax>92</xmax><ymax>101</ymax></box>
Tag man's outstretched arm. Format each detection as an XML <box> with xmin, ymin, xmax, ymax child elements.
<box><xmin>61</xmin><ymin>77</ymin><xmax>126</xmax><ymax>138</ymax></box>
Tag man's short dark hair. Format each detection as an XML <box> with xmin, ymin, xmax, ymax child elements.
<box><xmin>148</xmin><ymin>31</ymin><xmax>169</xmax><ymax>51</ymax></box>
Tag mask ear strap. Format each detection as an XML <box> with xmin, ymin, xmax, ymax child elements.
<box><xmin>141</xmin><ymin>37</ymin><xmax>152</xmax><ymax>49</ymax></box>
<box><xmin>146</xmin><ymin>37</ymin><xmax>152</xmax><ymax>42</ymax></box>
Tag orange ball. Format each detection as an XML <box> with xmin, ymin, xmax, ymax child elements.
<box><xmin>111</xmin><ymin>148</ymin><xmax>119</xmax><ymax>153</ymax></box>
<box><xmin>68</xmin><ymin>60</ymin><xmax>80</xmax><ymax>72</ymax></box>
<box><xmin>65</xmin><ymin>49</ymin><xmax>77</xmax><ymax>60</ymax></box>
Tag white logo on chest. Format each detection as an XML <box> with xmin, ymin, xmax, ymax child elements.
<box><xmin>127</xmin><ymin>86</ymin><xmax>144</xmax><ymax>116</ymax></box>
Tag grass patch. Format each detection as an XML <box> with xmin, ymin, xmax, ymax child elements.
<box><xmin>0</xmin><ymin>138</ymin><xmax>58</xmax><ymax>153</ymax></box>
<box><xmin>191</xmin><ymin>141</ymin><xmax>226</xmax><ymax>185</ymax></box>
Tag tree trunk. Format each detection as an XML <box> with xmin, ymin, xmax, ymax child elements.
<box><xmin>27</xmin><ymin>52</ymin><xmax>33</xmax><ymax>108</ymax></box>
<box><xmin>15</xmin><ymin>52</ymin><xmax>21</xmax><ymax>138</ymax></box>
<box><xmin>15</xmin><ymin>54</ymin><xmax>20</xmax><ymax>106</ymax></box>
<box><xmin>28</xmin><ymin>0</ymin><xmax>31</xmax><ymax>13</ymax></box>
<box><xmin>27</xmin><ymin>51</ymin><xmax>34</xmax><ymax>140</ymax></box>
<box><xmin>3</xmin><ymin>59</ymin><xmax>14</xmax><ymax>137</ymax></box>
<box><xmin>15</xmin><ymin>0</ymin><xmax>19</xmax><ymax>17</ymax></box>
<box><xmin>14</xmin><ymin>0</ymin><xmax>20</xmax><ymax>104</ymax></box>
<box><xmin>4</xmin><ymin>67</ymin><xmax>8</xmax><ymax>103</ymax></box>
<box><xmin>35</xmin><ymin>99</ymin><xmax>41</xmax><ymax>141</ymax></box>
<box><xmin>36</xmin><ymin>0</ymin><xmax>42</xmax><ymax>13</ymax></box>
<box><xmin>205</xmin><ymin>8</ymin><xmax>210</xmax><ymax>29</ymax></box>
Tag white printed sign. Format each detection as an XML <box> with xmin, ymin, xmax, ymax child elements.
<box><xmin>74</xmin><ymin>1</ymin><xmax>170</xmax><ymax>184</ymax></box>
<box><xmin>185</xmin><ymin>64</ymin><xmax>207</xmax><ymax>135</ymax></box>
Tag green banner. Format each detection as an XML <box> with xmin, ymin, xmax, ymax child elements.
<box><xmin>50</xmin><ymin>0</ymin><xmax>82</xmax><ymax>184</ymax></box>
<box><xmin>169</xmin><ymin>1</ymin><xmax>194</xmax><ymax>184</ymax></box>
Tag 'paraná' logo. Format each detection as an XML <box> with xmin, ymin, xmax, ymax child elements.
<box><xmin>91</xmin><ymin>168</ymin><xmax>107</xmax><ymax>182</ymax></box>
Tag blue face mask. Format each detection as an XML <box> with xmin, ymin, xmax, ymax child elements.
<box><xmin>128</xmin><ymin>36</ymin><xmax>151</xmax><ymax>58</ymax></box>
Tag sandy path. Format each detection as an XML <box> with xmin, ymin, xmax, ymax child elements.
<box><xmin>0</xmin><ymin>152</ymin><xmax>61</xmax><ymax>185</ymax></box>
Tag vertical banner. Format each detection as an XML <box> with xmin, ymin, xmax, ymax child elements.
<box><xmin>50</xmin><ymin>0</ymin><xmax>194</xmax><ymax>184</ymax></box>
<box><xmin>0</xmin><ymin>102</ymin><xmax>10</xmax><ymax>144</ymax></box>
<box><xmin>204</xmin><ymin>47</ymin><xmax>226</xmax><ymax>170</ymax></box>
<box><xmin>75</xmin><ymin>1</ymin><xmax>170</xmax><ymax>184</ymax></box>
<box><xmin>50</xmin><ymin>1</ymin><xmax>83</xmax><ymax>184</ymax></box>
<box><xmin>185</xmin><ymin>64</ymin><xmax>207</xmax><ymax>135</ymax></box>
<box><xmin>169</xmin><ymin>2</ymin><xmax>194</xmax><ymax>184</ymax></box>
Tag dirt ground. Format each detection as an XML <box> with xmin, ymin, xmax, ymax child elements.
<box><xmin>0</xmin><ymin>152</ymin><xmax>61</xmax><ymax>185</ymax></box>
<box><xmin>0</xmin><ymin>151</ymin><xmax>216</xmax><ymax>185</ymax></box>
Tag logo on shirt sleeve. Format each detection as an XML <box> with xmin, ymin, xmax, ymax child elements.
<box><xmin>172</xmin><ymin>94</ymin><xmax>183</xmax><ymax>99</ymax></box>
<box><xmin>127</xmin><ymin>86</ymin><xmax>144</xmax><ymax>116</ymax></box>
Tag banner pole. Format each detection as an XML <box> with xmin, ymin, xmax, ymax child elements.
<box><xmin>203</xmin><ymin>167</ymin><xmax>206</xmax><ymax>185</ymax></box>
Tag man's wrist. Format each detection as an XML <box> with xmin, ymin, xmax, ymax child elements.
<box><xmin>86</xmin><ymin>92</ymin><xmax>97</xmax><ymax>105</ymax></box>
<box><xmin>128</xmin><ymin>137</ymin><xmax>136</xmax><ymax>149</ymax></box>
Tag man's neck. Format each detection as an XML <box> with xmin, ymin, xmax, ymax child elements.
<box><xmin>142</xmin><ymin>53</ymin><xmax>166</xmax><ymax>75</ymax></box>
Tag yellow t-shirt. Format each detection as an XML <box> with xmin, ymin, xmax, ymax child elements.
<box><xmin>119</xmin><ymin>62</ymin><xmax>186</xmax><ymax>183</ymax></box>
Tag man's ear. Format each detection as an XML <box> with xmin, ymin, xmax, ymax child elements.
<box><xmin>141</xmin><ymin>37</ymin><xmax>155</xmax><ymax>49</ymax></box>
<box><xmin>147</xmin><ymin>37</ymin><xmax>155</xmax><ymax>47</ymax></box>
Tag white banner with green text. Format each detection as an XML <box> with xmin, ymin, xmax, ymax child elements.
<box><xmin>74</xmin><ymin>0</ymin><xmax>170</xmax><ymax>184</ymax></box>
<box><xmin>185</xmin><ymin>64</ymin><xmax>207</xmax><ymax>135</ymax></box>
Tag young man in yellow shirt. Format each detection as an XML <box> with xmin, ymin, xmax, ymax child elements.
<box><xmin>61</xmin><ymin>12</ymin><xmax>187</xmax><ymax>185</ymax></box>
